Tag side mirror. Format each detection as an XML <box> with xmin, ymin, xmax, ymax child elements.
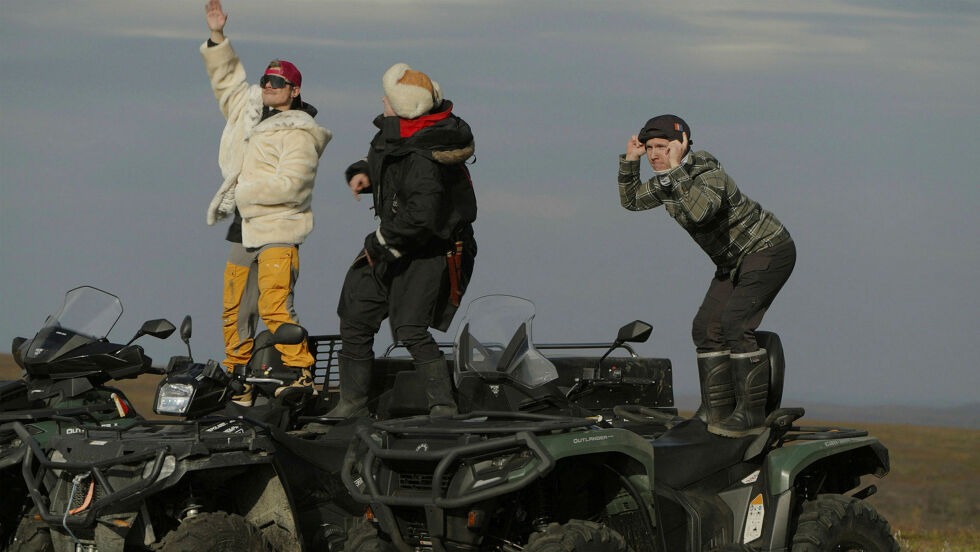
<box><xmin>274</xmin><ymin>323</ymin><xmax>308</xmax><ymax>346</ymax></box>
<box><xmin>127</xmin><ymin>318</ymin><xmax>176</xmax><ymax>345</ymax></box>
<box><xmin>143</xmin><ymin>319</ymin><xmax>177</xmax><ymax>340</ymax></box>
<box><xmin>615</xmin><ymin>320</ymin><xmax>652</xmax><ymax>344</ymax></box>
<box><xmin>180</xmin><ymin>315</ymin><xmax>193</xmax><ymax>359</ymax></box>
<box><xmin>11</xmin><ymin>337</ymin><xmax>27</xmax><ymax>369</ymax></box>
<box><xmin>596</xmin><ymin>320</ymin><xmax>653</xmax><ymax>376</ymax></box>
<box><xmin>179</xmin><ymin>316</ymin><xmax>193</xmax><ymax>343</ymax></box>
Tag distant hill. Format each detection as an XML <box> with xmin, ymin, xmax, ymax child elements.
<box><xmin>675</xmin><ymin>394</ymin><xmax>980</xmax><ymax>429</ymax></box>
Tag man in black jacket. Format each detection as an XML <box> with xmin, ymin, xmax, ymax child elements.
<box><xmin>329</xmin><ymin>63</ymin><xmax>477</xmax><ymax>418</ymax></box>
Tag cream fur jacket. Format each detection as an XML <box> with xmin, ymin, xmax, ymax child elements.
<box><xmin>201</xmin><ymin>39</ymin><xmax>332</xmax><ymax>248</ymax></box>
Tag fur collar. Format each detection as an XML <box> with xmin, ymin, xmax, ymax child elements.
<box><xmin>247</xmin><ymin>100</ymin><xmax>332</xmax><ymax>153</ymax></box>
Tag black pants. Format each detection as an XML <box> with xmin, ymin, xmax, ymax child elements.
<box><xmin>692</xmin><ymin>240</ymin><xmax>796</xmax><ymax>354</ymax></box>
<box><xmin>337</xmin><ymin>249</ymin><xmax>473</xmax><ymax>362</ymax></box>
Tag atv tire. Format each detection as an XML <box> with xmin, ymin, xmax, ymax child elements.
<box><xmin>156</xmin><ymin>511</ymin><xmax>266</xmax><ymax>552</ymax></box>
<box><xmin>344</xmin><ymin>517</ymin><xmax>395</xmax><ymax>552</ymax></box>
<box><xmin>7</xmin><ymin>516</ymin><xmax>54</xmax><ymax>552</ymax></box>
<box><xmin>791</xmin><ymin>495</ymin><xmax>899</xmax><ymax>552</ymax></box>
<box><xmin>525</xmin><ymin>520</ymin><xmax>631</xmax><ymax>552</ymax></box>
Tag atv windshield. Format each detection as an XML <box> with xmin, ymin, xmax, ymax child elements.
<box><xmin>453</xmin><ymin>295</ymin><xmax>558</xmax><ymax>388</ymax></box>
<box><xmin>42</xmin><ymin>286</ymin><xmax>123</xmax><ymax>339</ymax></box>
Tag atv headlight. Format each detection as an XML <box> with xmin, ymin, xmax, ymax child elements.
<box><xmin>467</xmin><ymin>450</ymin><xmax>535</xmax><ymax>490</ymax></box>
<box><xmin>155</xmin><ymin>383</ymin><xmax>194</xmax><ymax>415</ymax></box>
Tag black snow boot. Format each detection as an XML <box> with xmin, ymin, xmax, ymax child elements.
<box><xmin>324</xmin><ymin>355</ymin><xmax>373</xmax><ymax>418</ymax></box>
<box><xmin>417</xmin><ymin>356</ymin><xmax>458</xmax><ymax>417</ymax></box>
<box><xmin>692</xmin><ymin>350</ymin><xmax>735</xmax><ymax>424</ymax></box>
<box><xmin>709</xmin><ymin>349</ymin><xmax>770</xmax><ymax>437</ymax></box>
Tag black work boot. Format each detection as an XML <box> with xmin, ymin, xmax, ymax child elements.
<box><xmin>692</xmin><ymin>350</ymin><xmax>735</xmax><ymax>424</ymax></box>
<box><xmin>324</xmin><ymin>356</ymin><xmax>373</xmax><ymax>418</ymax></box>
<box><xmin>417</xmin><ymin>356</ymin><xmax>458</xmax><ymax>417</ymax></box>
<box><xmin>709</xmin><ymin>349</ymin><xmax>770</xmax><ymax>437</ymax></box>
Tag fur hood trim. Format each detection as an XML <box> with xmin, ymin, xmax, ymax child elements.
<box><xmin>432</xmin><ymin>143</ymin><xmax>475</xmax><ymax>165</ymax></box>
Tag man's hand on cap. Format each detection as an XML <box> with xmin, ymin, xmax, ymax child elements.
<box><xmin>625</xmin><ymin>135</ymin><xmax>645</xmax><ymax>162</ymax></box>
<box><xmin>667</xmin><ymin>132</ymin><xmax>688</xmax><ymax>169</ymax></box>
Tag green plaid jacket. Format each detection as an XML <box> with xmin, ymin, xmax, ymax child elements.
<box><xmin>618</xmin><ymin>150</ymin><xmax>790</xmax><ymax>276</ymax></box>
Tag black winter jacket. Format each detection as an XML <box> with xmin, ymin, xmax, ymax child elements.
<box><xmin>346</xmin><ymin>100</ymin><xmax>477</xmax><ymax>262</ymax></box>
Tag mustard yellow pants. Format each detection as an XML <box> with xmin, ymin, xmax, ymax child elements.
<box><xmin>222</xmin><ymin>243</ymin><xmax>313</xmax><ymax>370</ymax></box>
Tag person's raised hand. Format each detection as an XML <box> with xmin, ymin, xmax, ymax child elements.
<box><xmin>625</xmin><ymin>135</ymin><xmax>645</xmax><ymax>161</ymax></box>
<box><xmin>667</xmin><ymin>132</ymin><xmax>688</xmax><ymax>169</ymax></box>
<box><xmin>206</xmin><ymin>0</ymin><xmax>228</xmax><ymax>41</ymax></box>
<box><xmin>349</xmin><ymin>173</ymin><xmax>371</xmax><ymax>201</ymax></box>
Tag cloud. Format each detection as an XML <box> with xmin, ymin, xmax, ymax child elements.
<box><xmin>532</xmin><ymin>1</ymin><xmax>980</xmax><ymax>73</ymax></box>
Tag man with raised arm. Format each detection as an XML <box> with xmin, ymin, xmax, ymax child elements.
<box><xmin>201</xmin><ymin>0</ymin><xmax>332</xmax><ymax>403</ymax></box>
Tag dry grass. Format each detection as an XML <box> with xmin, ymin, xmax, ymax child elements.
<box><xmin>895</xmin><ymin>528</ymin><xmax>980</xmax><ymax>552</ymax></box>
<box><xmin>847</xmin><ymin>420</ymin><xmax>980</xmax><ymax>551</ymax></box>
<box><xmin>4</xmin><ymin>355</ymin><xmax>978</xmax><ymax>549</ymax></box>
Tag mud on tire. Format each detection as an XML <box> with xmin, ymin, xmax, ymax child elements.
<box><xmin>156</xmin><ymin>511</ymin><xmax>266</xmax><ymax>552</ymax></box>
<box><xmin>525</xmin><ymin>520</ymin><xmax>632</xmax><ymax>552</ymax></box>
<box><xmin>344</xmin><ymin>517</ymin><xmax>395</xmax><ymax>552</ymax></box>
<box><xmin>791</xmin><ymin>494</ymin><xmax>899</xmax><ymax>552</ymax></box>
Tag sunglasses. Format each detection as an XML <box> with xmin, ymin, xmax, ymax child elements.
<box><xmin>259</xmin><ymin>75</ymin><xmax>294</xmax><ymax>89</ymax></box>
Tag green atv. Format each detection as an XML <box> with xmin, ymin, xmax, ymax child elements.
<box><xmin>341</xmin><ymin>295</ymin><xmax>897</xmax><ymax>552</ymax></box>
<box><xmin>1</xmin><ymin>286</ymin><xmax>176</xmax><ymax>549</ymax></box>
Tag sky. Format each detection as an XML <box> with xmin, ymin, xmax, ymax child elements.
<box><xmin>1</xmin><ymin>0</ymin><xmax>978</xmax><ymax>409</ymax></box>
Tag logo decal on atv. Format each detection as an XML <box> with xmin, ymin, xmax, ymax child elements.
<box><xmin>208</xmin><ymin>421</ymin><xmax>246</xmax><ymax>434</ymax></box>
<box><xmin>572</xmin><ymin>435</ymin><xmax>612</xmax><ymax>445</ymax></box>
<box><xmin>489</xmin><ymin>385</ymin><xmax>500</xmax><ymax>396</ymax></box>
<box><xmin>416</xmin><ymin>443</ymin><xmax>429</xmax><ymax>452</ymax></box>
<box><xmin>741</xmin><ymin>470</ymin><xmax>760</xmax><ymax>484</ymax></box>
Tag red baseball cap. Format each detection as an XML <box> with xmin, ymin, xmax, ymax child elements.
<box><xmin>264</xmin><ymin>60</ymin><xmax>302</xmax><ymax>87</ymax></box>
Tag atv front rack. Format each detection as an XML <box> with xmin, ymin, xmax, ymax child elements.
<box><xmin>343</xmin><ymin>412</ymin><xmax>594</xmax><ymax>509</ymax></box>
<box><xmin>12</xmin><ymin>417</ymin><xmax>273</xmax><ymax>527</ymax></box>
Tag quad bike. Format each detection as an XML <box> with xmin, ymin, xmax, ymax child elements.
<box><xmin>9</xmin><ymin>318</ymin><xmax>368</xmax><ymax>552</ymax></box>
<box><xmin>12</xmin><ymin>296</ymin><xmax>681</xmax><ymax>552</ymax></box>
<box><xmin>0</xmin><ymin>286</ymin><xmax>175</xmax><ymax>549</ymax></box>
<box><xmin>341</xmin><ymin>295</ymin><xmax>898</xmax><ymax>552</ymax></box>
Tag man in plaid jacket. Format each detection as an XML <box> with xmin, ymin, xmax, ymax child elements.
<box><xmin>618</xmin><ymin>114</ymin><xmax>796</xmax><ymax>437</ymax></box>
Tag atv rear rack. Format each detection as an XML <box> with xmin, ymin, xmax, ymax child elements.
<box><xmin>382</xmin><ymin>341</ymin><xmax>641</xmax><ymax>358</ymax></box>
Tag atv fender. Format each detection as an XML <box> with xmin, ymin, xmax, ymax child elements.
<box><xmin>537</xmin><ymin>428</ymin><xmax>656</xmax><ymax>480</ymax></box>
<box><xmin>763</xmin><ymin>437</ymin><xmax>889</xmax><ymax>495</ymax></box>
<box><xmin>536</xmin><ymin>428</ymin><xmax>657</xmax><ymax>499</ymax></box>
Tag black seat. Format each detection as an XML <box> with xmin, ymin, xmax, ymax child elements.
<box><xmin>651</xmin><ymin>419</ymin><xmax>757</xmax><ymax>489</ymax></box>
<box><xmin>756</xmin><ymin>331</ymin><xmax>785</xmax><ymax>414</ymax></box>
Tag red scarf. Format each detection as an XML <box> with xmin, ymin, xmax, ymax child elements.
<box><xmin>399</xmin><ymin>106</ymin><xmax>453</xmax><ymax>138</ymax></box>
